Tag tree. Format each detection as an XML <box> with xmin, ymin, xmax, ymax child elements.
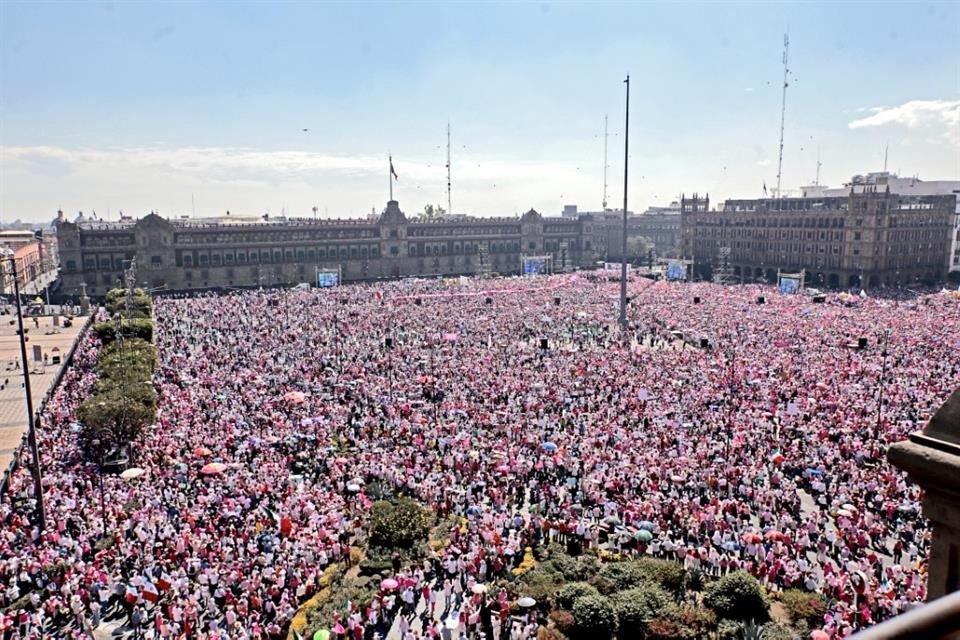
<box><xmin>369</xmin><ymin>498</ymin><xmax>432</xmax><ymax>548</ymax></box>
<box><xmin>421</xmin><ymin>204</ymin><xmax>447</xmax><ymax>219</ymax></box>
<box><xmin>78</xmin><ymin>391</ymin><xmax>153</xmax><ymax>453</ymax></box>
<box><xmin>569</xmin><ymin>595</ymin><xmax>616</xmax><ymax>640</ymax></box>
<box><xmin>703</xmin><ymin>571</ymin><xmax>769</xmax><ymax>622</ymax></box>
<box><xmin>611</xmin><ymin>584</ymin><xmax>675</xmax><ymax>638</ymax></box>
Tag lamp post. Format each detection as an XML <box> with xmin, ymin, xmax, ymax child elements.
<box><xmin>618</xmin><ymin>74</ymin><xmax>630</xmax><ymax>328</ymax></box>
<box><xmin>874</xmin><ymin>330</ymin><xmax>891</xmax><ymax>441</ymax></box>
<box><xmin>1</xmin><ymin>253</ymin><xmax>47</xmax><ymax>531</ymax></box>
<box><xmin>90</xmin><ymin>437</ymin><xmax>108</xmax><ymax>533</ymax></box>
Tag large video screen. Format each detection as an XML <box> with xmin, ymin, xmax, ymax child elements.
<box><xmin>666</xmin><ymin>261</ymin><xmax>687</xmax><ymax>281</ymax></box>
<box><xmin>523</xmin><ymin>257</ymin><xmax>547</xmax><ymax>275</ymax></box>
<box><xmin>779</xmin><ymin>276</ymin><xmax>801</xmax><ymax>295</ymax></box>
<box><xmin>317</xmin><ymin>271</ymin><xmax>339</xmax><ymax>287</ymax></box>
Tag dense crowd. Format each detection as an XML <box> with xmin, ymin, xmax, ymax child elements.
<box><xmin>1</xmin><ymin>274</ymin><xmax>958</xmax><ymax>639</ymax></box>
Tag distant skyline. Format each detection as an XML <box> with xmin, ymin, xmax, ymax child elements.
<box><xmin>1</xmin><ymin>1</ymin><xmax>958</xmax><ymax>222</ymax></box>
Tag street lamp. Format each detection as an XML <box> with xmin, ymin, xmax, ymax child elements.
<box><xmin>0</xmin><ymin>250</ymin><xmax>47</xmax><ymax>531</ymax></box>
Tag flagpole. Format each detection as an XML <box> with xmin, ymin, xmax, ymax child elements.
<box><xmin>389</xmin><ymin>155</ymin><xmax>394</xmax><ymax>201</ymax></box>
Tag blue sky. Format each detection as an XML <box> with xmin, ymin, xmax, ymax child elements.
<box><xmin>1</xmin><ymin>1</ymin><xmax>958</xmax><ymax>221</ymax></box>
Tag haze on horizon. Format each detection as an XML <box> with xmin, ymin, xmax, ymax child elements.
<box><xmin>1</xmin><ymin>1</ymin><xmax>958</xmax><ymax>223</ymax></box>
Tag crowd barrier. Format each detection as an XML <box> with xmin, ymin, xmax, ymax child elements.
<box><xmin>0</xmin><ymin>313</ymin><xmax>95</xmax><ymax>496</ymax></box>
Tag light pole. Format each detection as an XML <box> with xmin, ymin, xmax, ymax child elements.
<box><xmin>1</xmin><ymin>253</ymin><xmax>47</xmax><ymax>531</ymax></box>
<box><xmin>874</xmin><ymin>330</ymin><xmax>891</xmax><ymax>441</ymax></box>
<box><xmin>619</xmin><ymin>74</ymin><xmax>630</xmax><ymax>328</ymax></box>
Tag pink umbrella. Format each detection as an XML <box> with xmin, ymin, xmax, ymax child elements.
<box><xmin>810</xmin><ymin>631</ymin><xmax>830</xmax><ymax>640</ymax></box>
<box><xmin>200</xmin><ymin>462</ymin><xmax>227</xmax><ymax>476</ymax></box>
<box><xmin>380</xmin><ymin>578</ymin><xmax>399</xmax><ymax>590</ymax></box>
<box><xmin>284</xmin><ymin>391</ymin><xmax>306</xmax><ymax>404</ymax></box>
<box><xmin>193</xmin><ymin>447</ymin><xmax>212</xmax><ymax>456</ymax></box>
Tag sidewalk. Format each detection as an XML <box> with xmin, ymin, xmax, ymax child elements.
<box><xmin>0</xmin><ymin>313</ymin><xmax>86</xmax><ymax>471</ymax></box>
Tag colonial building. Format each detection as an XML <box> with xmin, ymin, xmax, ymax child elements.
<box><xmin>55</xmin><ymin>201</ymin><xmax>596</xmax><ymax>296</ymax></box>
<box><xmin>679</xmin><ymin>184</ymin><xmax>956</xmax><ymax>288</ymax></box>
<box><xmin>563</xmin><ymin>203</ymin><xmax>682</xmax><ymax>261</ymax></box>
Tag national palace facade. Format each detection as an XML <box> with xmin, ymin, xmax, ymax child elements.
<box><xmin>55</xmin><ymin>201</ymin><xmax>596</xmax><ymax>296</ymax></box>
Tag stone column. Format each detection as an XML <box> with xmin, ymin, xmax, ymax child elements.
<box><xmin>888</xmin><ymin>386</ymin><xmax>960</xmax><ymax>600</ymax></box>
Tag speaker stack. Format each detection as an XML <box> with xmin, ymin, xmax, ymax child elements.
<box><xmin>813</xmin><ymin>295</ymin><xmax>826</xmax><ymax>304</ymax></box>
<box><xmin>485</xmin><ymin>297</ymin><xmax>493</xmax><ymax>305</ymax></box>
<box><xmin>700</xmin><ymin>338</ymin><xmax>710</xmax><ymax>349</ymax></box>
<box><xmin>554</xmin><ymin>297</ymin><xmax>561</xmax><ymax>306</ymax></box>
<box><xmin>385</xmin><ymin>337</ymin><xmax>393</xmax><ymax>349</ymax></box>
<box><xmin>757</xmin><ymin>296</ymin><xmax>766</xmax><ymax>304</ymax></box>
<box><xmin>693</xmin><ymin>296</ymin><xmax>701</xmax><ymax>304</ymax></box>
<box><xmin>858</xmin><ymin>337</ymin><xmax>868</xmax><ymax>349</ymax></box>
<box><xmin>539</xmin><ymin>338</ymin><xmax>548</xmax><ymax>351</ymax></box>
<box><xmin>415</xmin><ymin>298</ymin><xmax>422</xmax><ymax>306</ymax></box>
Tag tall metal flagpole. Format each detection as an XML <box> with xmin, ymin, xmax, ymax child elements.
<box><xmin>619</xmin><ymin>75</ymin><xmax>630</xmax><ymax>328</ymax></box>
<box><xmin>389</xmin><ymin>155</ymin><xmax>394</xmax><ymax>201</ymax></box>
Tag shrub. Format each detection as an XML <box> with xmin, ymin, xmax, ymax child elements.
<box><xmin>516</xmin><ymin>569</ymin><xmax>564</xmax><ymax>606</ymax></box>
<box><xmin>556</xmin><ymin>582</ymin><xmax>600</xmax><ymax>609</ymax></box>
<box><xmin>780</xmin><ymin>589</ymin><xmax>827</xmax><ymax>628</ymax></box>
<box><xmin>610</xmin><ymin>583</ymin><xmax>675</xmax><ymax>637</ymax></box>
<box><xmin>570</xmin><ymin>595</ymin><xmax>616</xmax><ymax>640</ymax></box>
<box><xmin>646</xmin><ymin>616</ymin><xmax>692</xmax><ymax>640</ymax></box>
<box><xmin>357</xmin><ymin>559</ymin><xmax>392</xmax><ymax>577</ymax></box>
<box><xmin>703</xmin><ymin>571</ymin><xmax>769</xmax><ymax>622</ymax></box>
<box><xmin>597</xmin><ymin>561</ymin><xmax>648</xmax><ymax>593</ymax></box>
<box><xmin>634</xmin><ymin>557</ymin><xmax>687</xmax><ymax>595</ymax></box>
<box><xmin>759</xmin><ymin>622</ymin><xmax>796</xmax><ymax>640</ymax></box>
<box><xmin>717</xmin><ymin>619</ymin><xmax>742</xmax><ymax>640</ymax></box>
<box><xmin>644</xmin><ymin>607</ymin><xmax>717</xmax><ymax>640</ymax></box>
<box><xmin>368</xmin><ymin>498</ymin><xmax>431</xmax><ymax>549</ymax></box>
<box><xmin>94</xmin><ymin>318</ymin><xmax>154</xmax><ymax>343</ymax></box>
<box><xmin>78</xmin><ymin>391</ymin><xmax>154</xmax><ymax>452</ymax></box>
<box><xmin>595</xmin><ymin>557</ymin><xmax>686</xmax><ymax>595</ymax></box>
<box><xmin>685</xmin><ymin>567</ymin><xmax>705</xmax><ymax>592</ymax></box>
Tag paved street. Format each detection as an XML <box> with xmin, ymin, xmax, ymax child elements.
<box><xmin>0</xmin><ymin>312</ymin><xmax>86</xmax><ymax>472</ymax></box>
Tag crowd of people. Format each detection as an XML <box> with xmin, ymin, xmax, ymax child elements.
<box><xmin>1</xmin><ymin>274</ymin><xmax>957</xmax><ymax>640</ymax></box>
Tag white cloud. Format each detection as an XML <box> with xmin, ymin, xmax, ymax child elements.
<box><xmin>743</xmin><ymin>87</ymin><xmax>754</xmax><ymax>93</ymax></box>
<box><xmin>0</xmin><ymin>144</ymin><xmax>599</xmax><ymax>219</ymax></box>
<box><xmin>849</xmin><ymin>99</ymin><xmax>960</xmax><ymax>146</ymax></box>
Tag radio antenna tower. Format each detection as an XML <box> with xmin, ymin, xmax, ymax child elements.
<box><xmin>815</xmin><ymin>147</ymin><xmax>821</xmax><ymax>186</ymax></box>
<box><xmin>774</xmin><ymin>33</ymin><xmax>790</xmax><ymax>198</ymax></box>
<box><xmin>446</xmin><ymin>122</ymin><xmax>452</xmax><ymax>215</ymax></box>
<box><xmin>602</xmin><ymin>114</ymin><xmax>609</xmax><ymax>209</ymax></box>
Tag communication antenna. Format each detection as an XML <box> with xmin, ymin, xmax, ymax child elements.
<box><xmin>446</xmin><ymin>122</ymin><xmax>452</xmax><ymax>215</ymax></box>
<box><xmin>774</xmin><ymin>33</ymin><xmax>790</xmax><ymax>198</ymax></box>
<box><xmin>602</xmin><ymin>114</ymin><xmax>609</xmax><ymax>209</ymax></box>
<box><xmin>883</xmin><ymin>144</ymin><xmax>889</xmax><ymax>173</ymax></box>
<box><xmin>815</xmin><ymin>147</ymin><xmax>821</xmax><ymax>187</ymax></box>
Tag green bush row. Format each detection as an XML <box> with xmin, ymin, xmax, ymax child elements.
<box><xmin>80</xmin><ymin>292</ymin><xmax>157</xmax><ymax>456</ymax></box>
<box><xmin>93</xmin><ymin>318</ymin><xmax>154</xmax><ymax>343</ymax></box>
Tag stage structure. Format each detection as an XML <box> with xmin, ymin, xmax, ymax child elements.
<box><xmin>316</xmin><ymin>266</ymin><xmax>342</xmax><ymax>288</ymax></box>
<box><xmin>522</xmin><ymin>255</ymin><xmax>553</xmax><ymax>276</ymax></box>
<box><xmin>777</xmin><ymin>269</ymin><xmax>805</xmax><ymax>295</ymax></box>
<box><xmin>666</xmin><ymin>260</ymin><xmax>691</xmax><ymax>281</ymax></box>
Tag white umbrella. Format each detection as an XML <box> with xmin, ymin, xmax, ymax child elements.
<box><xmin>120</xmin><ymin>468</ymin><xmax>146</xmax><ymax>480</ymax></box>
<box><xmin>347</xmin><ymin>483</ymin><xmax>361</xmax><ymax>492</ymax></box>
<box><xmin>517</xmin><ymin>597</ymin><xmax>536</xmax><ymax>608</ymax></box>
<box><xmin>472</xmin><ymin>584</ymin><xmax>488</xmax><ymax>594</ymax></box>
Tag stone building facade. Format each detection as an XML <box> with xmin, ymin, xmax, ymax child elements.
<box><xmin>55</xmin><ymin>201</ymin><xmax>595</xmax><ymax>296</ymax></box>
<box><xmin>680</xmin><ymin>186</ymin><xmax>956</xmax><ymax>288</ymax></box>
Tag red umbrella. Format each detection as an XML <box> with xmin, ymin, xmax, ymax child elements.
<box><xmin>742</xmin><ymin>532</ymin><xmax>762</xmax><ymax>544</ymax></box>
<box><xmin>193</xmin><ymin>447</ymin><xmax>212</xmax><ymax>456</ymax></box>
